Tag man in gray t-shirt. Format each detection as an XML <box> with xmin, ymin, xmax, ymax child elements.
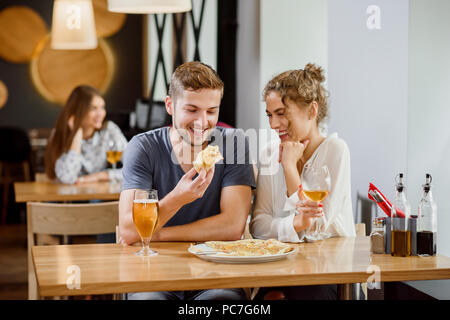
<box><xmin>118</xmin><ymin>62</ymin><xmax>255</xmax><ymax>300</ymax></box>
<box><xmin>122</xmin><ymin>126</ymin><xmax>255</xmax><ymax>228</ymax></box>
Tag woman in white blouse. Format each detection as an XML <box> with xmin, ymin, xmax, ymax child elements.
<box><xmin>45</xmin><ymin>85</ymin><xmax>127</xmax><ymax>184</ymax></box>
<box><xmin>250</xmin><ymin>64</ymin><xmax>355</xmax><ymax>300</ymax></box>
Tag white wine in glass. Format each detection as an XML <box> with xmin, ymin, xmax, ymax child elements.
<box><xmin>106</xmin><ymin>140</ymin><xmax>123</xmax><ymax>182</ymax></box>
<box><xmin>133</xmin><ymin>189</ymin><xmax>159</xmax><ymax>256</ymax></box>
<box><xmin>302</xmin><ymin>165</ymin><xmax>331</xmax><ymax>241</ymax></box>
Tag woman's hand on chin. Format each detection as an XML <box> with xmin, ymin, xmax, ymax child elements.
<box><xmin>279</xmin><ymin>139</ymin><xmax>310</xmax><ymax>168</ymax></box>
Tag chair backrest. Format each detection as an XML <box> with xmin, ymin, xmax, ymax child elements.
<box><xmin>355</xmin><ymin>192</ymin><xmax>378</xmax><ymax>236</ymax></box>
<box><xmin>27</xmin><ymin>201</ymin><xmax>119</xmax><ymax>245</ymax></box>
<box><xmin>34</xmin><ymin>172</ymin><xmax>51</xmax><ymax>182</ymax></box>
<box><xmin>0</xmin><ymin>126</ymin><xmax>31</xmax><ymax>162</ymax></box>
<box><xmin>27</xmin><ymin>201</ymin><xmax>119</xmax><ymax>299</ymax></box>
<box><xmin>355</xmin><ymin>223</ymin><xmax>366</xmax><ymax>237</ymax></box>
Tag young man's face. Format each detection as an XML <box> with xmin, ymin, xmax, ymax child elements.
<box><xmin>166</xmin><ymin>88</ymin><xmax>222</xmax><ymax>146</ymax></box>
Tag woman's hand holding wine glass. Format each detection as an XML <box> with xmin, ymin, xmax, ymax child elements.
<box><xmin>300</xmin><ymin>165</ymin><xmax>331</xmax><ymax>241</ymax></box>
<box><xmin>293</xmin><ymin>191</ymin><xmax>324</xmax><ymax>232</ymax></box>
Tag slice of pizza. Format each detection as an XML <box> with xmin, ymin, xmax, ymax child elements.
<box><xmin>193</xmin><ymin>145</ymin><xmax>223</xmax><ymax>173</ymax></box>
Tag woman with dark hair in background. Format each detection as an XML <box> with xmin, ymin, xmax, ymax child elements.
<box><xmin>45</xmin><ymin>85</ymin><xmax>127</xmax><ymax>184</ymax></box>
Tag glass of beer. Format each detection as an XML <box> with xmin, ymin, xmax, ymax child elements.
<box><xmin>106</xmin><ymin>140</ymin><xmax>123</xmax><ymax>180</ymax></box>
<box><xmin>133</xmin><ymin>189</ymin><xmax>159</xmax><ymax>256</ymax></box>
<box><xmin>302</xmin><ymin>165</ymin><xmax>331</xmax><ymax>241</ymax></box>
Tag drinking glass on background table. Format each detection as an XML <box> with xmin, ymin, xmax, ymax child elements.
<box><xmin>106</xmin><ymin>140</ymin><xmax>123</xmax><ymax>181</ymax></box>
<box><xmin>302</xmin><ymin>165</ymin><xmax>331</xmax><ymax>241</ymax></box>
<box><xmin>133</xmin><ymin>189</ymin><xmax>159</xmax><ymax>256</ymax></box>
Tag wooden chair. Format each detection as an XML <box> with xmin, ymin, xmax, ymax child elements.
<box><xmin>0</xmin><ymin>126</ymin><xmax>32</xmax><ymax>224</ymax></box>
<box><xmin>354</xmin><ymin>223</ymin><xmax>367</xmax><ymax>300</ymax></box>
<box><xmin>355</xmin><ymin>192</ymin><xmax>378</xmax><ymax>235</ymax></box>
<box><xmin>0</xmin><ymin>160</ymin><xmax>31</xmax><ymax>224</ymax></box>
<box><xmin>355</xmin><ymin>223</ymin><xmax>366</xmax><ymax>237</ymax></box>
<box><xmin>27</xmin><ymin>201</ymin><xmax>119</xmax><ymax>300</ymax></box>
<box><xmin>34</xmin><ymin>172</ymin><xmax>51</xmax><ymax>183</ymax></box>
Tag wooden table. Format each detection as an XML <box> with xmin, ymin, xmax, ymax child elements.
<box><xmin>31</xmin><ymin>236</ymin><xmax>450</xmax><ymax>298</ymax></box>
<box><xmin>14</xmin><ymin>181</ymin><xmax>121</xmax><ymax>202</ymax></box>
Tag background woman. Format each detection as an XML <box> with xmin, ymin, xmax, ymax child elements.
<box><xmin>250</xmin><ymin>63</ymin><xmax>356</xmax><ymax>300</ymax></box>
<box><xmin>45</xmin><ymin>85</ymin><xmax>127</xmax><ymax>184</ymax></box>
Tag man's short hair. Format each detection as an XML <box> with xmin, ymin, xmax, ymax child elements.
<box><xmin>168</xmin><ymin>61</ymin><xmax>224</xmax><ymax>101</ymax></box>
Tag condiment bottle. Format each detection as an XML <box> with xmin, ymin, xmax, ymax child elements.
<box><xmin>417</xmin><ymin>174</ymin><xmax>437</xmax><ymax>256</ymax></box>
<box><xmin>370</xmin><ymin>217</ymin><xmax>385</xmax><ymax>254</ymax></box>
<box><xmin>391</xmin><ymin>173</ymin><xmax>411</xmax><ymax>257</ymax></box>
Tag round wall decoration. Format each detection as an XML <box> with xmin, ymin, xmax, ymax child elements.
<box><xmin>0</xmin><ymin>6</ymin><xmax>48</xmax><ymax>63</ymax></box>
<box><xmin>92</xmin><ymin>0</ymin><xmax>127</xmax><ymax>38</ymax></box>
<box><xmin>30</xmin><ymin>35</ymin><xmax>114</xmax><ymax>105</ymax></box>
<box><xmin>0</xmin><ymin>80</ymin><xmax>8</xmax><ymax>109</ymax></box>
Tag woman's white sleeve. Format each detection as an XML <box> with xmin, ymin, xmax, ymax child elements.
<box><xmin>250</xmin><ymin>173</ymin><xmax>303</xmax><ymax>242</ymax></box>
<box><xmin>322</xmin><ymin>141</ymin><xmax>356</xmax><ymax>237</ymax></box>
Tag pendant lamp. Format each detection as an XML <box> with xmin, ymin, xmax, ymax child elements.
<box><xmin>51</xmin><ymin>0</ymin><xmax>97</xmax><ymax>50</ymax></box>
<box><xmin>107</xmin><ymin>0</ymin><xmax>192</xmax><ymax>14</ymax></box>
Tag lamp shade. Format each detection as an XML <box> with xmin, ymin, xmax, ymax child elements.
<box><xmin>51</xmin><ymin>0</ymin><xmax>97</xmax><ymax>50</ymax></box>
<box><xmin>107</xmin><ymin>0</ymin><xmax>191</xmax><ymax>14</ymax></box>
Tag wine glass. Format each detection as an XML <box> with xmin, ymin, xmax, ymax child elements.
<box><xmin>302</xmin><ymin>165</ymin><xmax>331</xmax><ymax>242</ymax></box>
<box><xmin>133</xmin><ymin>189</ymin><xmax>159</xmax><ymax>256</ymax></box>
<box><xmin>106</xmin><ymin>140</ymin><xmax>123</xmax><ymax>182</ymax></box>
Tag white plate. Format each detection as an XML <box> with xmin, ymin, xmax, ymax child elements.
<box><xmin>188</xmin><ymin>243</ymin><xmax>298</xmax><ymax>264</ymax></box>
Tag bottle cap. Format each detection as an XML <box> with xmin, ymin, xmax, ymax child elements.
<box><xmin>395</xmin><ymin>173</ymin><xmax>405</xmax><ymax>192</ymax></box>
<box><xmin>423</xmin><ymin>173</ymin><xmax>432</xmax><ymax>193</ymax></box>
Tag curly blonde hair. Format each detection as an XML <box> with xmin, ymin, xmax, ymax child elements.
<box><xmin>263</xmin><ymin>63</ymin><xmax>329</xmax><ymax>124</ymax></box>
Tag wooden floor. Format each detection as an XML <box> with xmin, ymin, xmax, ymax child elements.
<box><xmin>0</xmin><ymin>223</ymin><xmax>28</xmax><ymax>300</ymax></box>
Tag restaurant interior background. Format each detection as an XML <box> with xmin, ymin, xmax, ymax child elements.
<box><xmin>0</xmin><ymin>0</ymin><xmax>449</xmax><ymax>299</ymax></box>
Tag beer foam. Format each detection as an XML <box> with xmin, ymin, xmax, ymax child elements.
<box><xmin>133</xmin><ymin>199</ymin><xmax>158</xmax><ymax>204</ymax></box>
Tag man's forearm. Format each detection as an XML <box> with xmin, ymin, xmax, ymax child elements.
<box><xmin>154</xmin><ymin>212</ymin><xmax>246</xmax><ymax>242</ymax></box>
<box><xmin>120</xmin><ymin>189</ymin><xmax>185</xmax><ymax>245</ymax></box>
<box><xmin>154</xmin><ymin>190</ymin><xmax>185</xmax><ymax>232</ymax></box>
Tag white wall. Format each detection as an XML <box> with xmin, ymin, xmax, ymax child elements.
<box><xmin>236</xmin><ymin>0</ymin><xmax>260</xmax><ymax>131</ymax></box>
<box><xmin>327</xmin><ymin>0</ymin><xmax>409</xmax><ymax>221</ymax></box>
<box><xmin>236</xmin><ymin>0</ymin><xmax>328</xmax><ymax>154</ymax></box>
<box><xmin>405</xmin><ymin>0</ymin><xmax>450</xmax><ymax>299</ymax></box>
<box><xmin>259</xmin><ymin>0</ymin><xmax>328</xmax><ymax>131</ymax></box>
<box><xmin>186</xmin><ymin>0</ymin><xmax>217</xmax><ymax>70</ymax></box>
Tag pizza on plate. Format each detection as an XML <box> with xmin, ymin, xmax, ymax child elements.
<box><xmin>199</xmin><ymin>239</ymin><xmax>294</xmax><ymax>256</ymax></box>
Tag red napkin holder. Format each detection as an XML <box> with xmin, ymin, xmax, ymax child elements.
<box><xmin>368</xmin><ymin>183</ymin><xmax>405</xmax><ymax>218</ymax></box>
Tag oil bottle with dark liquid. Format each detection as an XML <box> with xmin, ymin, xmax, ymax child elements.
<box><xmin>391</xmin><ymin>173</ymin><xmax>411</xmax><ymax>257</ymax></box>
<box><xmin>417</xmin><ymin>174</ymin><xmax>437</xmax><ymax>256</ymax></box>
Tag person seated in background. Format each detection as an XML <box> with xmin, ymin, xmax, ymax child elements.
<box><xmin>45</xmin><ymin>85</ymin><xmax>127</xmax><ymax>184</ymax></box>
<box><xmin>250</xmin><ymin>63</ymin><xmax>356</xmax><ymax>300</ymax></box>
<box><xmin>119</xmin><ymin>61</ymin><xmax>256</xmax><ymax>300</ymax></box>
